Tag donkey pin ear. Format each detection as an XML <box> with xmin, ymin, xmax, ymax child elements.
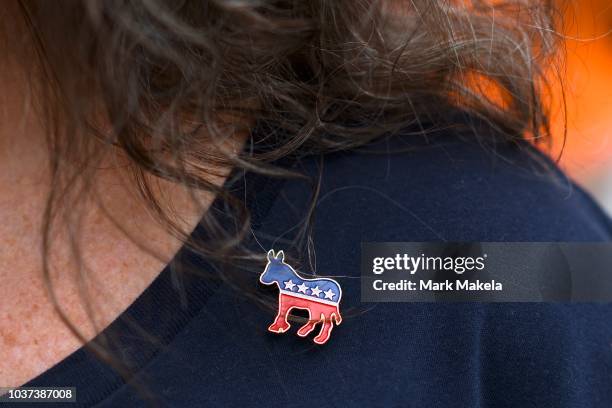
<box><xmin>267</xmin><ymin>249</ymin><xmax>276</xmax><ymax>262</ymax></box>
<box><xmin>276</xmin><ymin>250</ymin><xmax>285</xmax><ymax>262</ymax></box>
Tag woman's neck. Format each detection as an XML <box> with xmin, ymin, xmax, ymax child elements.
<box><xmin>0</xmin><ymin>66</ymin><xmax>237</xmax><ymax>387</ymax></box>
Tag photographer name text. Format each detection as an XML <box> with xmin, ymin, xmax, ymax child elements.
<box><xmin>373</xmin><ymin>279</ymin><xmax>502</xmax><ymax>292</ymax></box>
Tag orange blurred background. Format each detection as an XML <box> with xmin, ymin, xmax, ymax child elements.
<box><xmin>550</xmin><ymin>0</ymin><xmax>612</xmax><ymax>214</ymax></box>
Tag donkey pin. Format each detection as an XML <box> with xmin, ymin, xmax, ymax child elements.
<box><xmin>259</xmin><ymin>250</ymin><xmax>343</xmax><ymax>345</ymax></box>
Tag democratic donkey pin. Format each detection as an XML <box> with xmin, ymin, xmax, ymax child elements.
<box><xmin>259</xmin><ymin>250</ymin><xmax>343</xmax><ymax>345</ymax></box>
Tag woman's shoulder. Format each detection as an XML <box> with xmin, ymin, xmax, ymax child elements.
<box><xmin>267</xmin><ymin>125</ymin><xmax>612</xmax><ymax>243</ymax></box>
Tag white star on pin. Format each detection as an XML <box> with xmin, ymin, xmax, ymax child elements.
<box><xmin>283</xmin><ymin>280</ymin><xmax>296</xmax><ymax>290</ymax></box>
<box><xmin>297</xmin><ymin>283</ymin><xmax>309</xmax><ymax>294</ymax></box>
<box><xmin>310</xmin><ymin>286</ymin><xmax>322</xmax><ymax>297</ymax></box>
<box><xmin>323</xmin><ymin>288</ymin><xmax>335</xmax><ymax>300</ymax></box>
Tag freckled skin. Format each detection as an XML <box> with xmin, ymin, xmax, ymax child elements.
<box><xmin>0</xmin><ymin>14</ymin><xmax>240</xmax><ymax>386</ymax></box>
<box><xmin>0</xmin><ymin>115</ymin><xmax>233</xmax><ymax>388</ymax></box>
<box><xmin>1</xmin><ymin>332</ymin><xmax>17</xmax><ymax>347</ymax></box>
<box><xmin>0</xmin><ymin>173</ymin><xmax>223</xmax><ymax>387</ymax></box>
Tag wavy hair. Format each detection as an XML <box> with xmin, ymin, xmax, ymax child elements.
<box><xmin>15</xmin><ymin>0</ymin><xmax>561</xmax><ymax>391</ymax></box>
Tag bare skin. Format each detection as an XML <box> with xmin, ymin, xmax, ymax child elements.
<box><xmin>0</xmin><ymin>31</ymin><xmax>236</xmax><ymax>387</ymax></box>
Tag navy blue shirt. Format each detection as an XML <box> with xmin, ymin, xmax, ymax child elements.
<box><xmin>22</xmin><ymin>118</ymin><xmax>612</xmax><ymax>407</ymax></box>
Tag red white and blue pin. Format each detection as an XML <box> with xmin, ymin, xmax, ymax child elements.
<box><xmin>259</xmin><ymin>249</ymin><xmax>343</xmax><ymax>345</ymax></box>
